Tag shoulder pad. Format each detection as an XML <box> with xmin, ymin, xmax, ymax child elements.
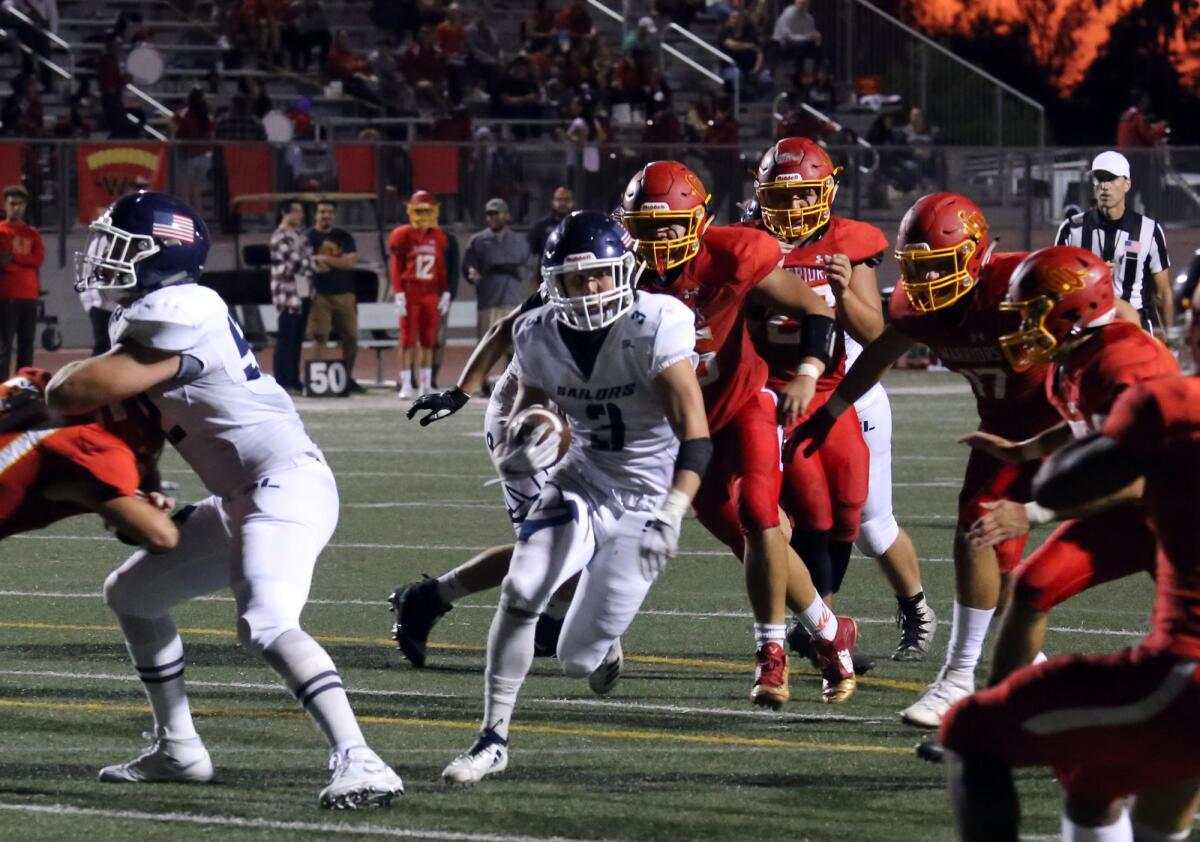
<box><xmin>112</xmin><ymin>284</ymin><xmax>226</xmax><ymax>353</ymax></box>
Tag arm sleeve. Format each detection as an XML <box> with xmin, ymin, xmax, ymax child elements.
<box><xmin>651</xmin><ymin>296</ymin><xmax>699</xmax><ymax>376</ymax></box>
<box><xmin>444</xmin><ymin>233</ymin><xmax>460</xmax><ymax>297</ymax></box>
<box><xmin>1054</xmin><ymin>218</ymin><xmax>1072</xmax><ymax>246</ymax></box>
<box><xmin>511</xmin><ymin>315</ymin><xmax>544</xmax><ymax>392</ymax></box>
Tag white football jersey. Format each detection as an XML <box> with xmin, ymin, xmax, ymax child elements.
<box><xmin>512</xmin><ymin>291</ymin><xmax>697</xmax><ymax>499</ymax></box>
<box><xmin>110</xmin><ymin>283</ymin><xmax>319</xmax><ymax>496</ymax></box>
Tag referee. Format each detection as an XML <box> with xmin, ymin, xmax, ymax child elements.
<box><xmin>1056</xmin><ymin>150</ymin><xmax>1172</xmax><ymax>334</ymax></box>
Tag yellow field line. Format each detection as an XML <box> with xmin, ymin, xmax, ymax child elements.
<box><xmin>0</xmin><ymin>621</ymin><xmax>928</xmax><ymax>692</ymax></box>
<box><xmin>0</xmin><ymin>697</ymin><xmax>909</xmax><ymax>755</ymax></box>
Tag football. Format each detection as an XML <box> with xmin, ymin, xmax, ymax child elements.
<box><xmin>507</xmin><ymin>405</ymin><xmax>571</xmax><ymax>465</ymax></box>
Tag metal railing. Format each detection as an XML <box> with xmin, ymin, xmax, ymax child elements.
<box><xmin>830</xmin><ymin>0</ymin><xmax>1046</xmax><ymax>147</ymax></box>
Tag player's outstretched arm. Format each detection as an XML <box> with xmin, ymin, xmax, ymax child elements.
<box><xmin>406</xmin><ymin>304</ymin><xmax>523</xmax><ymax>426</ymax></box>
<box><xmin>786</xmin><ymin>324</ymin><xmax>914</xmax><ymax>459</ymax></box>
<box><xmin>959</xmin><ymin>423</ymin><xmax>1073</xmax><ymax>464</ymax></box>
<box><xmin>47</xmin><ymin>345</ymin><xmax>182</xmax><ymax>415</ymax></box>
<box><xmin>641</xmin><ymin>359</ymin><xmax>712</xmax><ymax>580</ymax></box>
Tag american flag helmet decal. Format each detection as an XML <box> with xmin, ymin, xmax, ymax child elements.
<box><xmin>152</xmin><ymin>212</ymin><xmax>195</xmax><ymax>244</ymax></box>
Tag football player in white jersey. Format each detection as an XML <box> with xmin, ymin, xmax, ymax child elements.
<box><xmin>391</xmin><ymin>288</ymin><xmax>576</xmax><ymax>667</ymax></box>
<box><xmin>441</xmin><ymin>211</ymin><xmax>711</xmax><ymax>784</ymax></box>
<box><xmin>45</xmin><ymin>192</ymin><xmax>404</xmax><ymax>809</ymax></box>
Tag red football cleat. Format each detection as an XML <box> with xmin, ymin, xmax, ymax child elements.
<box><xmin>812</xmin><ymin>617</ymin><xmax>858</xmax><ymax>704</ymax></box>
<box><xmin>750</xmin><ymin>642</ymin><xmax>790</xmax><ymax>710</ymax></box>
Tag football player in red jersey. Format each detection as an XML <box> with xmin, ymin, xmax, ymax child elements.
<box><xmin>749</xmin><ymin>137</ymin><xmax>936</xmax><ymax>663</ymax></box>
<box><xmin>0</xmin><ymin>368</ymin><xmax>177</xmax><ymax>549</ymax></box>
<box><xmin>791</xmin><ymin>192</ymin><xmax>1058</xmax><ymax>727</ymax></box>
<box><xmin>943</xmin><ymin>373</ymin><xmax>1200</xmax><ymax>842</ymax></box>
<box><xmin>619</xmin><ymin>159</ymin><xmax>860</xmax><ymax>707</ymax></box>
<box><xmin>389</xmin><ymin>191</ymin><xmax>454</xmax><ymax>398</ymax></box>
<box><xmin>952</xmin><ymin>246</ymin><xmax>1175</xmax><ymax>685</ymax></box>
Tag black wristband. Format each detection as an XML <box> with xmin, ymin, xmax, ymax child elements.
<box><xmin>800</xmin><ymin>314</ymin><xmax>836</xmax><ymax>368</ymax></box>
<box><xmin>675</xmin><ymin>437</ymin><xmax>713</xmax><ymax>478</ymax></box>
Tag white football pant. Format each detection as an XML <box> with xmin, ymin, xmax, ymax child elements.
<box><xmin>854</xmin><ymin>385</ymin><xmax>901</xmax><ymax>558</ymax></box>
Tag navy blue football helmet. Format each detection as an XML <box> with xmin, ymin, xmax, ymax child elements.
<box><xmin>74</xmin><ymin>191</ymin><xmax>210</xmax><ymax>295</ymax></box>
<box><xmin>739</xmin><ymin>197</ymin><xmax>761</xmax><ymax>224</ymax></box>
<box><xmin>541</xmin><ymin>210</ymin><xmax>642</xmax><ymax>331</ymax></box>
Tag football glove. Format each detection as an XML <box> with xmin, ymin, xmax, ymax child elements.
<box><xmin>438</xmin><ymin>291</ymin><xmax>452</xmax><ymax>315</ymax></box>
<box><xmin>495</xmin><ymin>425</ymin><xmax>561</xmax><ymax>479</ymax></box>
<box><xmin>406</xmin><ymin>387</ymin><xmax>469</xmax><ymax>426</ymax></box>
<box><xmin>638</xmin><ymin>489</ymin><xmax>690</xmax><ymax>581</ymax></box>
<box><xmin>394</xmin><ymin>292</ymin><xmax>407</xmax><ymax>318</ymax></box>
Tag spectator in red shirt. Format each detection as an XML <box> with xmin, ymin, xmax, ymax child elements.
<box><xmin>435</xmin><ymin>3</ymin><xmax>466</xmax><ymax>100</ymax></box>
<box><xmin>170</xmin><ymin>87</ymin><xmax>213</xmax><ymax>216</ymax></box>
<box><xmin>399</xmin><ymin>25</ymin><xmax>447</xmax><ymax>106</ymax></box>
<box><xmin>642</xmin><ymin>91</ymin><xmax>684</xmax><ymax>146</ymax></box>
<box><xmin>555</xmin><ymin>0</ymin><xmax>594</xmax><ymax>44</ymax></box>
<box><xmin>0</xmin><ymin>185</ymin><xmax>44</xmax><ymax>378</ymax></box>
<box><xmin>522</xmin><ymin>0</ymin><xmax>556</xmax><ymax>52</ymax></box>
<box><xmin>1117</xmin><ymin>88</ymin><xmax>1170</xmax><ymax>213</ymax></box>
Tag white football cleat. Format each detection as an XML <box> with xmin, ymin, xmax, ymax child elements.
<box><xmin>900</xmin><ymin>666</ymin><xmax>974</xmax><ymax>728</ymax></box>
<box><xmin>319</xmin><ymin>745</ymin><xmax>404</xmax><ymax>809</ymax></box>
<box><xmin>442</xmin><ymin>729</ymin><xmax>509</xmax><ymax>785</ymax></box>
<box><xmin>98</xmin><ymin>729</ymin><xmax>214</xmax><ymax>783</ymax></box>
<box><xmin>588</xmin><ymin>639</ymin><xmax>623</xmax><ymax>696</ymax></box>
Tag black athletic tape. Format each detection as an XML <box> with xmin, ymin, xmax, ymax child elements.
<box><xmin>800</xmin><ymin>314</ymin><xmax>837</xmax><ymax>368</ymax></box>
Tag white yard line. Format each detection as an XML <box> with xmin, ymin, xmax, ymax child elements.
<box><xmin>0</xmin><ymin>589</ymin><xmax>1147</xmax><ymax>638</ymax></box>
<box><xmin>0</xmin><ymin>804</ymin><xmax>617</xmax><ymax>842</ymax></box>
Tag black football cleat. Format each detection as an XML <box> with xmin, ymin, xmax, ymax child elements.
<box><xmin>388</xmin><ymin>577</ymin><xmax>451</xmax><ymax>668</ymax></box>
<box><xmin>915</xmin><ymin>738</ymin><xmax>946</xmax><ymax>764</ymax></box>
<box><xmin>533</xmin><ymin>613</ymin><xmax>563</xmax><ymax>658</ymax></box>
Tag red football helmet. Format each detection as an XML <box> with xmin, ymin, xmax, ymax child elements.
<box><xmin>998</xmin><ymin>246</ymin><xmax>1115</xmax><ymax>371</ymax></box>
<box><xmin>406</xmin><ymin>189</ymin><xmax>439</xmax><ymax>230</ymax></box>
<box><xmin>755</xmin><ymin>137</ymin><xmax>842</xmax><ymax>239</ymax></box>
<box><xmin>895</xmin><ymin>192</ymin><xmax>992</xmax><ymax>312</ymax></box>
<box><xmin>617</xmin><ymin>161</ymin><xmax>712</xmax><ymax>274</ymax></box>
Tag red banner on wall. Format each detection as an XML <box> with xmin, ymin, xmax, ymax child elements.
<box><xmin>0</xmin><ymin>144</ymin><xmax>25</xmax><ymax>191</ymax></box>
<box><xmin>76</xmin><ymin>143</ymin><xmax>167</xmax><ymax>223</ymax></box>
<box><xmin>336</xmin><ymin>143</ymin><xmax>376</xmax><ymax>193</ymax></box>
<box><xmin>223</xmin><ymin>144</ymin><xmax>273</xmax><ymax>214</ymax></box>
<box><xmin>410</xmin><ymin>146</ymin><xmax>459</xmax><ymax>195</ymax></box>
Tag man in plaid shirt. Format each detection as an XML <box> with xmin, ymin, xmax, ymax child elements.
<box><xmin>270</xmin><ymin>200</ymin><xmax>318</xmax><ymax>392</ymax></box>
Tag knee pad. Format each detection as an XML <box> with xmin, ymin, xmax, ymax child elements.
<box><xmin>237</xmin><ymin>611</ymin><xmax>299</xmax><ymax>659</ymax></box>
<box><xmin>102</xmin><ymin>557</ymin><xmax>151</xmax><ymax>616</ymax></box>
<box><xmin>498</xmin><ymin>577</ymin><xmax>547</xmax><ymax>619</ymax></box>
<box><xmin>855</xmin><ymin>511</ymin><xmax>900</xmax><ymax>558</ymax></box>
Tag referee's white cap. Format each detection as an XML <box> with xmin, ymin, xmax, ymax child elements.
<box><xmin>1090</xmin><ymin>150</ymin><xmax>1131</xmax><ymax>179</ymax></box>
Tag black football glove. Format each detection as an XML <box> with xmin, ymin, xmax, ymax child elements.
<box><xmin>406</xmin><ymin>387</ymin><xmax>470</xmax><ymax>426</ymax></box>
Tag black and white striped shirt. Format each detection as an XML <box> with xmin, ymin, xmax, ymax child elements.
<box><xmin>1055</xmin><ymin>209</ymin><xmax>1170</xmax><ymax>325</ymax></box>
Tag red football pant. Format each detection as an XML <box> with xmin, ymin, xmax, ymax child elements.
<box><xmin>959</xmin><ymin>445</ymin><xmax>1042</xmax><ymax>572</ymax></box>
<box><xmin>692</xmin><ymin>390</ymin><xmax>783</xmax><ymax>554</ymax></box>
<box><xmin>1012</xmin><ymin>504</ymin><xmax>1157</xmax><ymax>613</ymax></box>
<box><xmin>781</xmin><ymin>389</ymin><xmax>868</xmax><ymax>543</ymax></box>
<box><xmin>401</xmin><ymin>295</ymin><xmax>439</xmax><ymax>349</ymax></box>
<box><xmin>942</xmin><ymin>645</ymin><xmax>1200</xmax><ymax>804</ymax></box>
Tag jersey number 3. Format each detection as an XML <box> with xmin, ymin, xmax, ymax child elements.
<box><xmin>227</xmin><ymin>316</ymin><xmax>262</xmax><ymax>381</ymax></box>
<box><xmin>586</xmin><ymin>402</ymin><xmax>625</xmax><ymax>451</ymax></box>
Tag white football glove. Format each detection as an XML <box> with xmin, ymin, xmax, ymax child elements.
<box><xmin>638</xmin><ymin>489</ymin><xmax>690</xmax><ymax>581</ymax></box>
<box><xmin>438</xmin><ymin>290</ymin><xmax>452</xmax><ymax>315</ymax></box>
<box><xmin>394</xmin><ymin>292</ymin><xmax>407</xmax><ymax>318</ymax></box>
<box><xmin>495</xmin><ymin>424</ymin><xmax>561</xmax><ymax>479</ymax></box>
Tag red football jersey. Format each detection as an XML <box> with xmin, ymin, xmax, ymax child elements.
<box><xmin>0</xmin><ymin>423</ymin><xmax>141</xmax><ymax>539</ymax></box>
<box><xmin>889</xmin><ymin>252</ymin><xmax>1060</xmax><ymax>437</ymax></box>
<box><xmin>746</xmin><ymin>216</ymin><xmax>888</xmax><ymax>393</ymax></box>
<box><xmin>1103</xmin><ymin>376</ymin><xmax>1200</xmax><ymax>660</ymax></box>
<box><xmin>644</xmin><ymin>225</ymin><xmax>781</xmax><ymax>432</ymax></box>
<box><xmin>388</xmin><ymin>225</ymin><xmax>449</xmax><ymax>298</ymax></box>
<box><xmin>1049</xmin><ymin>320</ymin><xmax>1179</xmax><ymax>435</ymax></box>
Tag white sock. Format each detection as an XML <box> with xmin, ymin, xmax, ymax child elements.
<box><xmin>435</xmin><ymin>570</ymin><xmax>470</xmax><ymax>604</ymax></box>
<box><xmin>1062</xmin><ymin>809</ymin><xmax>1133</xmax><ymax>842</ymax></box>
<box><xmin>482</xmin><ymin>601</ymin><xmax>538</xmax><ymax>741</ymax></box>
<box><xmin>796</xmin><ymin>596</ymin><xmax>839</xmax><ymax>642</ymax></box>
<box><xmin>263</xmin><ymin>629</ymin><xmax>365</xmax><ymax>754</ymax></box>
<box><xmin>753</xmin><ymin>623</ymin><xmax>786</xmax><ymax>648</ymax></box>
<box><xmin>418</xmin><ymin>367</ymin><xmax>432</xmax><ymax>390</ymax></box>
<box><xmin>945</xmin><ymin>601</ymin><xmax>995</xmax><ymax>673</ymax></box>
<box><xmin>399</xmin><ymin>370</ymin><xmax>412</xmax><ymax>389</ymax></box>
<box><xmin>121</xmin><ymin>617</ymin><xmax>198</xmax><ymax>740</ymax></box>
